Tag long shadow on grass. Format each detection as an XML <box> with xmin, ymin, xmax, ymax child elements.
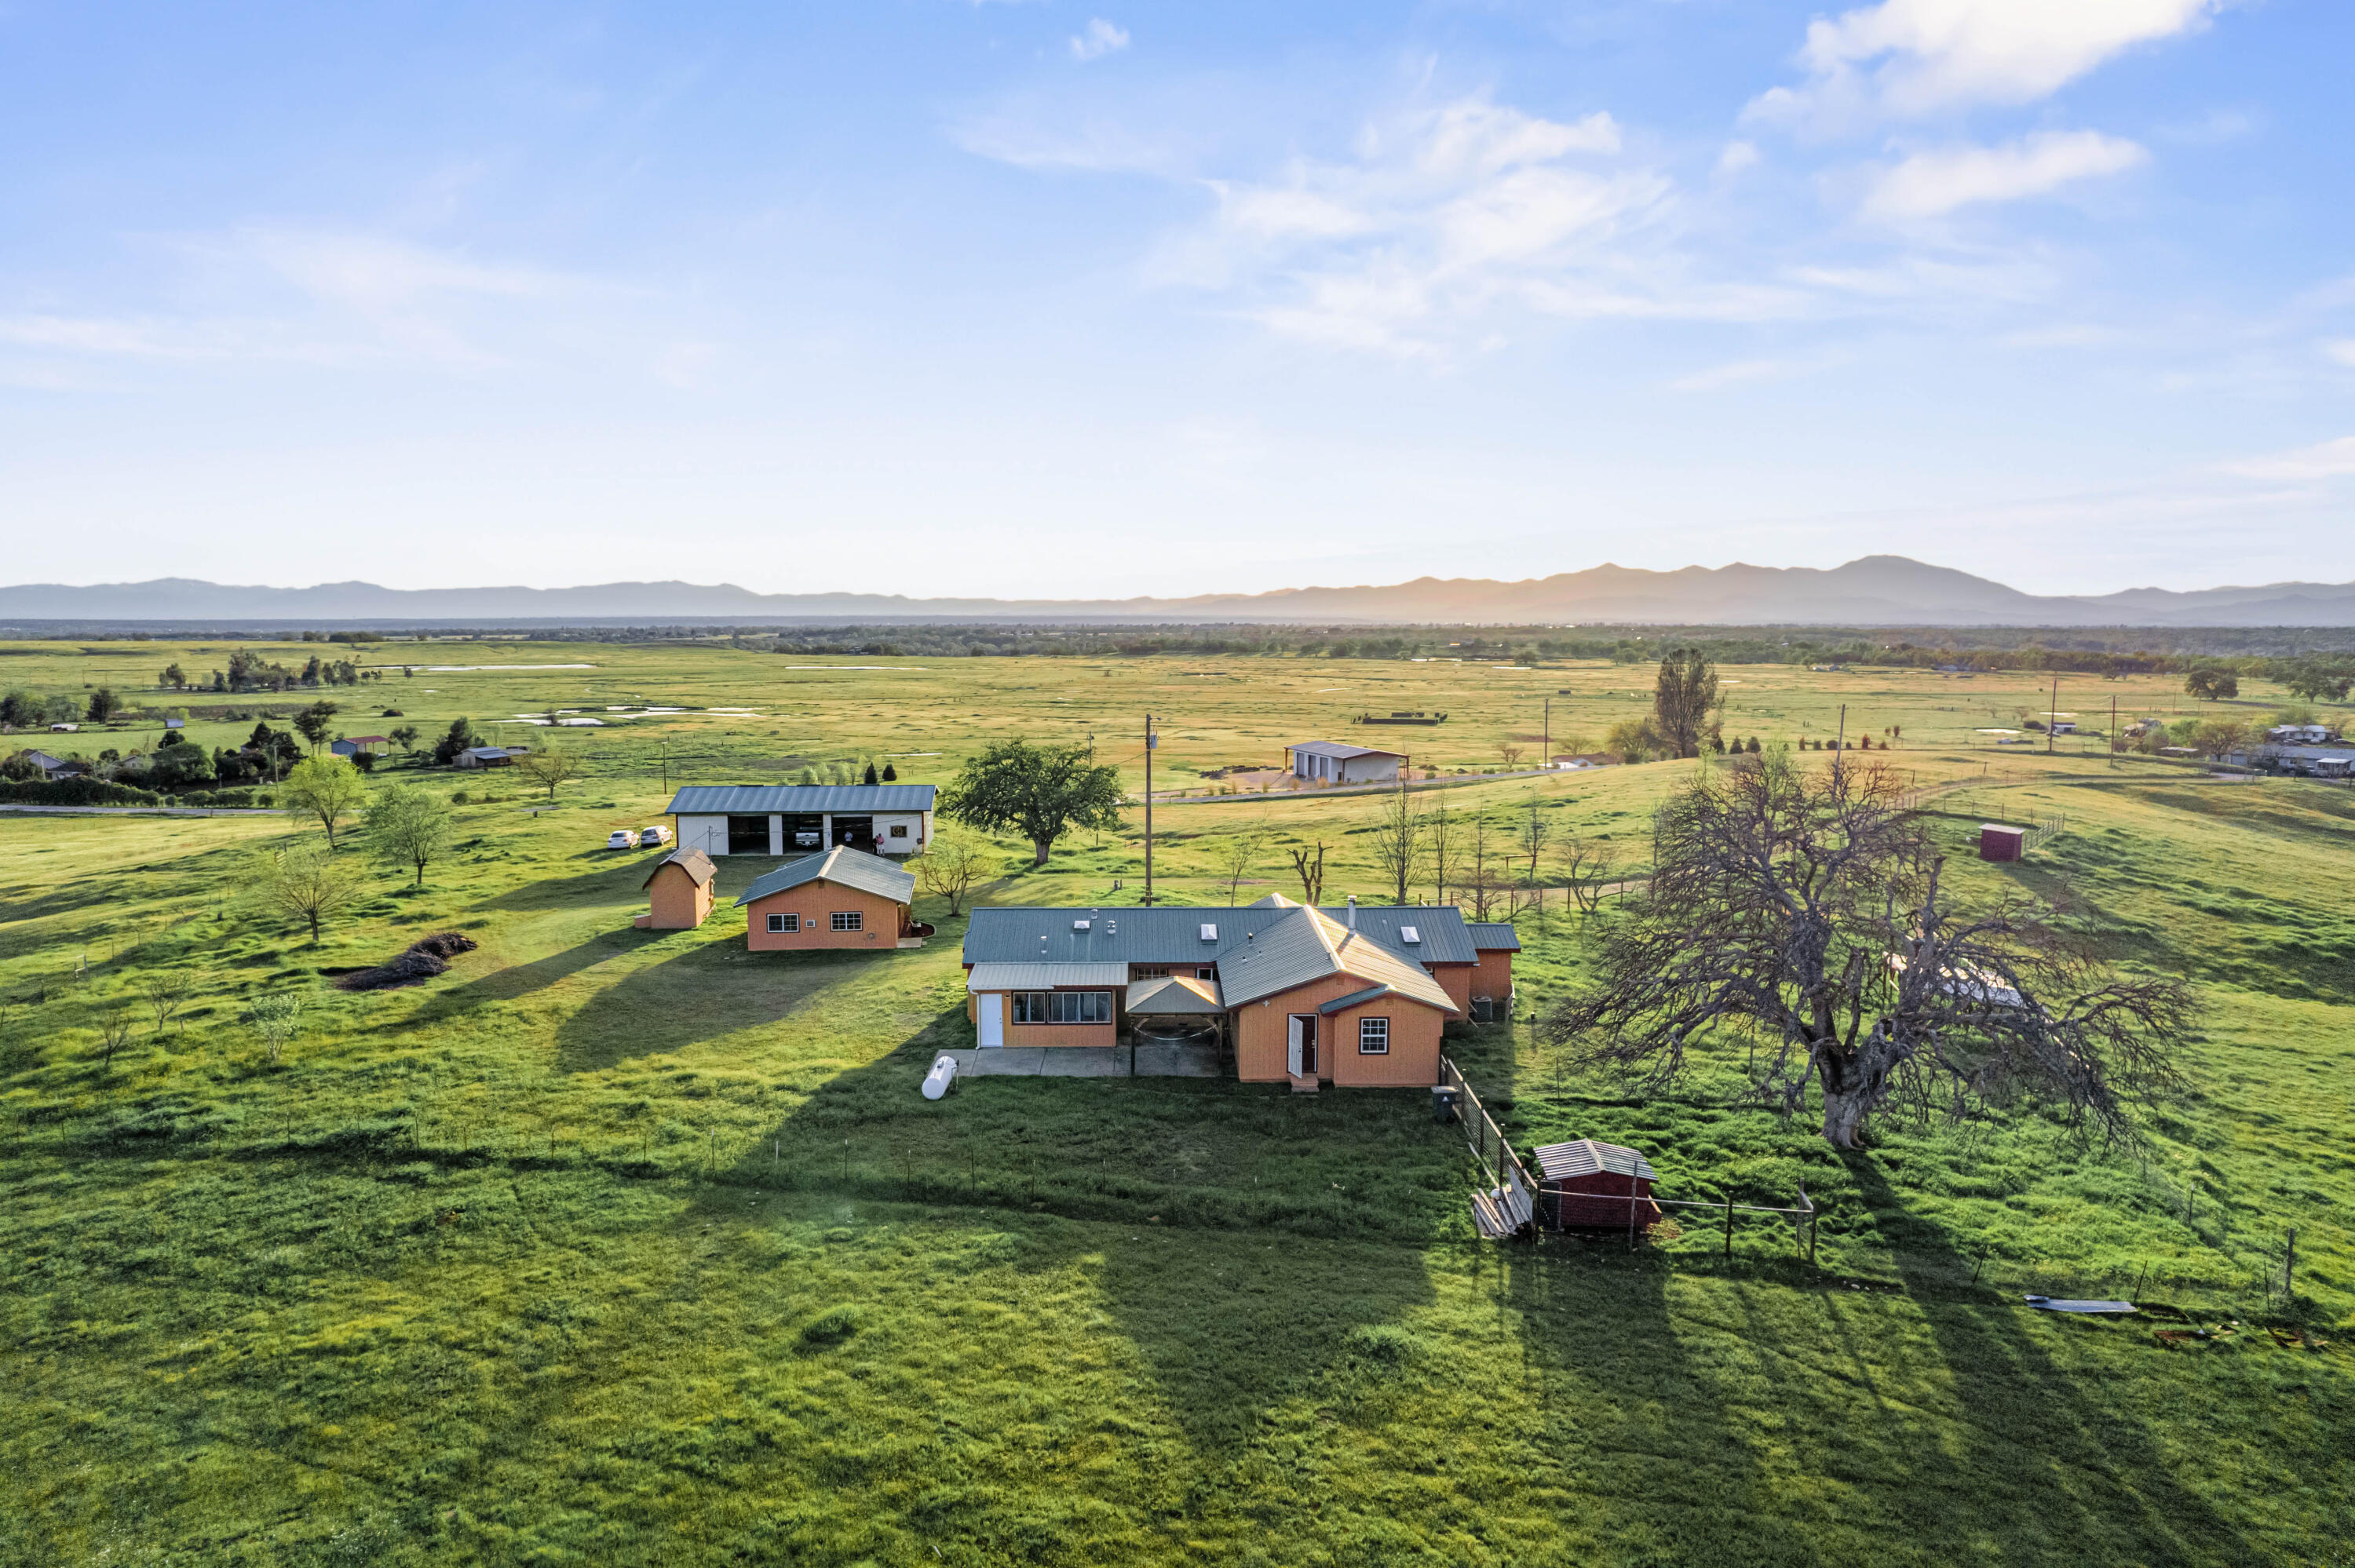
<box><xmin>552</xmin><ymin>939</ymin><xmax>884</xmax><ymax>1070</ymax></box>
<box><xmin>1853</xmin><ymin>1161</ymin><xmax>2255</xmax><ymax>1565</ymax></box>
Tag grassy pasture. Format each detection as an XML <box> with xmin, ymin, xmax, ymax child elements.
<box><xmin>3</xmin><ymin>643</ymin><xmax>2352</xmax><ymax>1565</ymax></box>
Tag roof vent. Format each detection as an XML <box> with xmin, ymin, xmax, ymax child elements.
<box><xmin>1199</xmin><ymin>923</ymin><xmax>1218</xmax><ymax>941</ymax></box>
<box><xmin>1072</xmin><ymin>919</ymin><xmax>1091</xmax><ymax>931</ymax></box>
<box><xmin>1400</xmin><ymin>924</ymin><xmax>1421</xmax><ymax>944</ymax></box>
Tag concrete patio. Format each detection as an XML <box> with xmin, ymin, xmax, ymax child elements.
<box><xmin>939</xmin><ymin>1042</ymin><xmax>1222</xmax><ymax>1079</ymax></box>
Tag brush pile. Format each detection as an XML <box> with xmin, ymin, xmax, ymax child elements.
<box><xmin>334</xmin><ymin>931</ymin><xmax>480</xmax><ymax>990</ymax></box>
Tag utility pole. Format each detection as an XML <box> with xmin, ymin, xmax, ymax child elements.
<box><xmin>2110</xmin><ymin>693</ymin><xmax>2118</xmax><ymax>766</ymax></box>
<box><xmin>1543</xmin><ymin>695</ymin><xmax>1550</xmax><ymax>771</ymax></box>
<box><xmin>1143</xmin><ymin>713</ymin><xmax>1155</xmax><ymax>906</ymax></box>
<box><xmin>2048</xmin><ymin>675</ymin><xmax>2059</xmax><ymax>756</ymax></box>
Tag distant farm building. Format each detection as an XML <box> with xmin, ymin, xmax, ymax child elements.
<box><xmin>330</xmin><ymin>735</ymin><xmax>388</xmax><ymax>758</ymax></box>
<box><xmin>736</xmin><ymin>844</ymin><xmax>925</xmax><ymax>951</ymax></box>
<box><xmin>666</xmin><ymin>783</ymin><xmax>937</xmax><ymax>859</ymax></box>
<box><xmin>23</xmin><ymin>749</ymin><xmax>87</xmax><ymax>781</ymax></box>
<box><xmin>1285</xmin><ymin>742</ymin><xmax>1408</xmax><ymax>786</ymax></box>
<box><xmin>635</xmin><ymin>848</ymin><xmax>717</xmax><ymax>930</ymax></box>
<box><xmin>455</xmin><ymin>745</ymin><xmax>530</xmax><ymax>769</ymax></box>
<box><xmin>1533</xmin><ymin>1140</ymin><xmax>1660</xmax><ymax>1231</ymax></box>
<box><xmin>1979</xmin><ymin>824</ymin><xmax>2028</xmax><ymax>862</ymax></box>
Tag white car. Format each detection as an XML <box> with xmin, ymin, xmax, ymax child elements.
<box><xmin>606</xmin><ymin>830</ymin><xmax>637</xmax><ymax>850</ymax></box>
<box><xmin>638</xmin><ymin>825</ymin><xmax>673</xmax><ymax>848</ymax></box>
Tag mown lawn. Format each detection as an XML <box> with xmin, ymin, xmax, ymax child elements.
<box><xmin>3</xmin><ymin>652</ymin><xmax>2352</xmax><ymax>1564</ymax></box>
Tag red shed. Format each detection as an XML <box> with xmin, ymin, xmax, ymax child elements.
<box><xmin>1533</xmin><ymin>1139</ymin><xmax>1661</xmax><ymax>1231</ymax></box>
<box><xmin>1979</xmin><ymin>823</ymin><xmax>2028</xmax><ymax>862</ymax></box>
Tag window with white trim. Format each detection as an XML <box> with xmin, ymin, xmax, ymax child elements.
<box><xmin>1013</xmin><ymin>990</ymin><xmax>1112</xmax><ymax>1024</ymax></box>
<box><xmin>767</xmin><ymin>913</ymin><xmax>799</xmax><ymax>933</ymax></box>
<box><xmin>831</xmin><ymin>910</ymin><xmax>862</xmax><ymax>932</ymax></box>
<box><xmin>1358</xmin><ymin>1016</ymin><xmax>1390</xmax><ymax>1054</ymax></box>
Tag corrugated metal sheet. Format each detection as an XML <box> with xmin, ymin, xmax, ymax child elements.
<box><xmin>1467</xmin><ymin>921</ymin><xmax>1522</xmax><ymax>951</ymax></box>
<box><xmin>1126</xmin><ymin>975</ymin><xmax>1225</xmax><ymax>1013</ymax></box>
<box><xmin>961</xmin><ymin>902</ymin><xmax>1476</xmax><ymax>968</ymax></box>
<box><xmin>1533</xmin><ymin>1139</ymin><xmax>1658</xmax><ymax>1183</ymax></box>
<box><xmin>643</xmin><ymin>848</ymin><xmax>715</xmax><ymax>889</ymax></box>
<box><xmin>967</xmin><ymin>962</ymin><xmax>1130</xmax><ymax>992</ymax></box>
<box><xmin>1221</xmin><ymin>906</ymin><xmax>1457</xmax><ymax>1012</ymax></box>
<box><xmin>1287</xmin><ymin>740</ymin><xmax>1404</xmax><ymax>760</ymax></box>
<box><xmin>734</xmin><ymin>845</ymin><xmax>916</xmax><ymax>907</ymax></box>
<box><xmin>1316</xmin><ymin>983</ymin><xmax>1391</xmax><ymax>1015</ymax></box>
<box><xmin>666</xmin><ymin>784</ymin><xmax>937</xmax><ymax>815</ymax></box>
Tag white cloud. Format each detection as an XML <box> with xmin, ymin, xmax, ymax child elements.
<box><xmin>1863</xmin><ymin>131</ymin><xmax>2147</xmax><ymax>218</ymax></box>
<box><xmin>1070</xmin><ymin>18</ymin><xmax>1129</xmax><ymax>62</ymax></box>
<box><xmin>1669</xmin><ymin>358</ymin><xmax>1803</xmax><ymax>392</ymax></box>
<box><xmin>2324</xmin><ymin>340</ymin><xmax>2355</xmax><ymax>369</ymax></box>
<box><xmin>1714</xmin><ymin>140</ymin><xmax>1761</xmax><ymax>180</ymax></box>
<box><xmin>1749</xmin><ymin>0</ymin><xmax>2221</xmax><ymax>129</ymax></box>
<box><xmin>2228</xmin><ymin>436</ymin><xmax>2355</xmax><ymax>481</ymax></box>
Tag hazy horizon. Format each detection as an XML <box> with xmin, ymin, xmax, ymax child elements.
<box><xmin>4</xmin><ymin>2</ymin><xmax>2352</xmax><ymax>598</ymax></box>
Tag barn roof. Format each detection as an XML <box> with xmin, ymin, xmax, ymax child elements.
<box><xmin>643</xmin><ymin>847</ymin><xmax>715</xmax><ymax>890</ymax></box>
<box><xmin>1287</xmin><ymin>740</ymin><xmax>1406</xmax><ymax>761</ymax></box>
<box><xmin>666</xmin><ymin>783</ymin><xmax>937</xmax><ymax>815</ymax></box>
<box><xmin>734</xmin><ymin>844</ymin><xmax>915</xmax><ymax>907</ymax></box>
<box><xmin>1532</xmin><ymin>1140</ymin><xmax>1657</xmax><ymax>1183</ymax></box>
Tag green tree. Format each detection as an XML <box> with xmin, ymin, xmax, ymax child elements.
<box><xmin>86</xmin><ymin>687</ymin><xmax>122</xmax><ymax>724</ymax></box>
<box><xmin>246</xmin><ymin>992</ymin><xmax>305</xmax><ymax>1065</ymax></box>
<box><xmin>160</xmin><ymin>662</ymin><xmax>187</xmax><ymax>690</ymax></box>
<box><xmin>1652</xmin><ymin>647</ymin><xmax>1720</xmax><ymax>758</ymax></box>
<box><xmin>432</xmin><ymin>718</ymin><xmax>482</xmax><ymax>765</ymax></box>
<box><xmin>292</xmin><ymin>700</ymin><xmax>339</xmax><ymax>751</ymax></box>
<box><xmin>147</xmin><ymin>742</ymin><xmax>217</xmax><ymax>789</ymax></box>
<box><xmin>940</xmin><ymin>739</ymin><xmax>1124</xmax><ymax>866</ymax></box>
<box><xmin>0</xmin><ymin>690</ymin><xmax>35</xmax><ymax>728</ymax></box>
<box><xmin>367</xmin><ymin>784</ymin><xmax>454</xmax><ymax>887</ymax></box>
<box><xmin>283</xmin><ymin>756</ymin><xmax>367</xmax><ymax>848</ymax></box>
<box><xmin>2282</xmin><ymin>662</ymin><xmax>2353</xmax><ymax>703</ymax></box>
<box><xmin>513</xmin><ymin>743</ymin><xmax>581</xmax><ymax>800</ymax></box>
<box><xmin>1606</xmin><ymin>716</ymin><xmax>1667</xmax><ymax>763</ymax></box>
<box><xmin>252</xmin><ymin>842</ymin><xmax>363</xmax><ymax>944</ymax></box>
<box><xmin>2184</xmin><ymin>667</ymin><xmax>2238</xmax><ymax>702</ymax></box>
<box><xmin>389</xmin><ymin>724</ymin><xmax>420</xmax><ymax>754</ymax></box>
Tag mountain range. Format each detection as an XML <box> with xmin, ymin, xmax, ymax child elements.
<box><xmin>5</xmin><ymin>556</ymin><xmax>2355</xmax><ymax>626</ymax></box>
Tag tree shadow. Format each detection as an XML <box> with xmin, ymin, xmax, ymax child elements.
<box><xmin>476</xmin><ymin>857</ymin><xmax>670</xmax><ymax>912</ymax></box>
<box><xmin>1846</xmin><ymin>1161</ymin><xmax>2261</xmax><ymax>1564</ymax></box>
<box><xmin>552</xmin><ymin>939</ymin><xmax>892</xmax><ymax>1072</ymax></box>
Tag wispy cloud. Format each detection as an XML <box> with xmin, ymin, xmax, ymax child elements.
<box><xmin>2228</xmin><ymin>436</ymin><xmax>2355</xmax><ymax>481</ymax></box>
<box><xmin>1069</xmin><ymin>19</ymin><xmax>1129</xmax><ymax>63</ymax></box>
<box><xmin>1748</xmin><ymin>0</ymin><xmax>2222</xmax><ymax>130</ymax></box>
<box><xmin>2324</xmin><ymin>340</ymin><xmax>2355</xmax><ymax>369</ymax></box>
<box><xmin>1669</xmin><ymin>357</ymin><xmax>1806</xmax><ymax>392</ymax></box>
<box><xmin>1862</xmin><ymin>130</ymin><xmax>2147</xmax><ymax>219</ymax></box>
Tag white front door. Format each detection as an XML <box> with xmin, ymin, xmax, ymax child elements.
<box><xmin>1287</xmin><ymin>1014</ymin><xmax>1316</xmax><ymax>1078</ymax></box>
<box><xmin>978</xmin><ymin>994</ymin><xmax>1004</xmax><ymax>1048</ymax></box>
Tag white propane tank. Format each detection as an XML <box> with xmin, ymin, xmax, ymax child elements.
<box><xmin>922</xmin><ymin>1052</ymin><xmax>958</xmax><ymax>1100</ymax></box>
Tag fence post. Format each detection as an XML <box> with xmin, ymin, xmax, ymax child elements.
<box><xmin>1723</xmin><ymin>1194</ymin><xmax>1732</xmax><ymax>1260</ymax></box>
<box><xmin>2285</xmin><ymin>1226</ymin><xmax>2296</xmax><ymax>1302</ymax></box>
<box><xmin>1627</xmin><ymin>1187</ymin><xmax>1638</xmax><ymax>1250</ymax></box>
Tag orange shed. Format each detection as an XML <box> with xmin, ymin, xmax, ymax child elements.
<box><xmin>634</xmin><ymin>848</ymin><xmax>716</xmax><ymax>930</ymax></box>
<box><xmin>736</xmin><ymin>844</ymin><xmax>923</xmax><ymax>953</ymax></box>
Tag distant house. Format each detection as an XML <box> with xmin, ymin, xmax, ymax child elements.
<box><xmin>1285</xmin><ymin>742</ymin><xmax>1408</xmax><ymax>786</ymax></box>
<box><xmin>665</xmin><ymin>783</ymin><xmax>937</xmax><ymax>859</ymax></box>
<box><xmin>2269</xmin><ymin>724</ymin><xmax>2335</xmax><ymax>746</ymax></box>
<box><xmin>48</xmin><ymin>723</ymin><xmax>78</xmax><ymax>733</ymax></box>
<box><xmin>330</xmin><ymin>735</ymin><xmax>389</xmax><ymax>758</ymax></box>
<box><xmin>455</xmin><ymin>745</ymin><xmax>529</xmax><ymax>769</ymax></box>
<box><xmin>962</xmin><ymin>893</ymin><xmax>1508</xmax><ymax>1090</ymax></box>
<box><xmin>23</xmin><ymin>749</ymin><xmax>87</xmax><ymax>781</ymax></box>
<box><xmin>634</xmin><ymin>848</ymin><xmax>717</xmax><ymax>930</ymax></box>
<box><xmin>736</xmin><ymin>845</ymin><xmax>922</xmax><ymax>951</ymax></box>
<box><xmin>1550</xmin><ymin>753</ymin><xmax>1615</xmax><ymax>770</ymax></box>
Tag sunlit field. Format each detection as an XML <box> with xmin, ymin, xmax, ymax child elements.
<box><xmin>4</xmin><ymin>640</ymin><xmax>2350</xmax><ymax>1565</ymax></box>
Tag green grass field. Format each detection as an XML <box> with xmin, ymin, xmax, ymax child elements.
<box><xmin>3</xmin><ymin>642</ymin><xmax>2351</xmax><ymax>1565</ymax></box>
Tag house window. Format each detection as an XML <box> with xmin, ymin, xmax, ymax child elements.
<box><xmin>1359</xmin><ymin>1017</ymin><xmax>1390</xmax><ymax>1054</ymax></box>
<box><xmin>831</xmin><ymin>910</ymin><xmax>862</xmax><ymax>932</ymax></box>
<box><xmin>889</xmin><ymin>823</ymin><xmax>909</xmax><ymax>838</ymax></box>
<box><xmin>1131</xmin><ymin>965</ymin><xmax>1170</xmax><ymax>979</ymax></box>
<box><xmin>766</xmin><ymin>913</ymin><xmax>801</xmax><ymax>934</ymax></box>
<box><xmin>1196</xmin><ymin>967</ymin><xmax>1214</xmax><ymax>980</ymax></box>
<box><xmin>1013</xmin><ymin>991</ymin><xmax>1112</xmax><ymax>1024</ymax></box>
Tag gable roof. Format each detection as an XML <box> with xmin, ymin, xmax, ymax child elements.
<box><xmin>735</xmin><ymin>844</ymin><xmax>915</xmax><ymax>907</ymax></box>
<box><xmin>1533</xmin><ymin>1140</ymin><xmax>1657</xmax><ymax>1183</ymax></box>
<box><xmin>1288</xmin><ymin>741</ymin><xmax>1406</xmax><ymax>761</ymax></box>
<box><xmin>1218</xmin><ymin>906</ymin><xmax>1456</xmax><ymax>1012</ymax></box>
<box><xmin>962</xmin><ymin>901</ymin><xmax>1477</xmax><ymax>969</ymax></box>
<box><xmin>643</xmin><ymin>847</ymin><xmax>716</xmax><ymax>890</ymax></box>
<box><xmin>666</xmin><ymin>783</ymin><xmax>937</xmax><ymax>815</ymax></box>
<box><xmin>1126</xmin><ymin>974</ymin><xmax>1225</xmax><ymax>1013</ymax></box>
<box><xmin>1467</xmin><ymin>922</ymin><xmax>1521</xmax><ymax>951</ymax></box>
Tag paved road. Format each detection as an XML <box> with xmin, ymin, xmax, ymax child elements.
<box><xmin>0</xmin><ymin>803</ymin><xmax>280</xmax><ymax>817</ymax></box>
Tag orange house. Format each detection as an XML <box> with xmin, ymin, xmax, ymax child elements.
<box><xmin>736</xmin><ymin>844</ymin><xmax>922</xmax><ymax>953</ymax></box>
<box><xmin>634</xmin><ymin>848</ymin><xmax>717</xmax><ymax>930</ymax></box>
<box><xmin>1222</xmin><ymin>903</ymin><xmax>1459</xmax><ymax>1091</ymax></box>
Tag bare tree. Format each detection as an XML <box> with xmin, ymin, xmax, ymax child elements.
<box><xmin>1560</xmin><ymin>835</ymin><xmax>1618</xmax><ymax>916</ymax></box>
<box><xmin>1367</xmin><ymin>783</ymin><xmax>1424</xmax><ymax>904</ymax></box>
<box><xmin>1217</xmin><ymin>816</ymin><xmax>1272</xmax><ymax>906</ymax></box>
<box><xmin>1287</xmin><ymin>841</ymin><xmax>1327</xmax><ymax>906</ymax></box>
<box><xmin>1462</xmin><ymin>816</ymin><xmax>1504</xmax><ymax>921</ymax></box>
<box><xmin>915</xmin><ymin>829</ymin><xmax>992</xmax><ymax>918</ymax></box>
<box><xmin>1425</xmin><ymin>799</ymin><xmax>1455</xmax><ymax>906</ymax></box>
<box><xmin>1498</xmin><ymin>742</ymin><xmax>1524</xmax><ymax>771</ymax></box>
<box><xmin>1519</xmin><ymin>794</ymin><xmax>1550</xmax><ymax>901</ymax></box>
<box><xmin>1652</xmin><ymin>647</ymin><xmax>1722</xmax><ymax>758</ymax></box>
<box><xmin>97</xmin><ymin>1010</ymin><xmax>136</xmax><ymax>1071</ymax></box>
<box><xmin>141</xmin><ymin>969</ymin><xmax>198</xmax><ymax>1037</ymax></box>
<box><xmin>254</xmin><ymin>842</ymin><xmax>365</xmax><ymax>945</ymax></box>
<box><xmin>1541</xmin><ymin>752</ymin><xmax>2196</xmax><ymax>1150</ymax></box>
<box><xmin>514</xmin><ymin>744</ymin><xmax>582</xmax><ymax>800</ymax></box>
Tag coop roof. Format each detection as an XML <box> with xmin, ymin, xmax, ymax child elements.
<box><xmin>666</xmin><ymin>783</ymin><xmax>937</xmax><ymax>815</ymax></box>
<box><xmin>643</xmin><ymin>847</ymin><xmax>716</xmax><ymax>890</ymax></box>
<box><xmin>1532</xmin><ymin>1140</ymin><xmax>1658</xmax><ymax>1183</ymax></box>
<box><xmin>734</xmin><ymin>844</ymin><xmax>915</xmax><ymax>907</ymax></box>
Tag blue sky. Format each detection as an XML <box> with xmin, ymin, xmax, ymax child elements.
<box><xmin>2</xmin><ymin>0</ymin><xmax>2350</xmax><ymax>599</ymax></box>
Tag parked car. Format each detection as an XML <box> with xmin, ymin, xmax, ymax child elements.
<box><xmin>638</xmin><ymin>825</ymin><xmax>673</xmax><ymax>848</ymax></box>
<box><xmin>607</xmin><ymin>830</ymin><xmax>637</xmax><ymax>850</ymax></box>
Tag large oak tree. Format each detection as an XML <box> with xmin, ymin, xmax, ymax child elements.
<box><xmin>1542</xmin><ymin>749</ymin><xmax>2194</xmax><ymax>1149</ymax></box>
<box><xmin>940</xmin><ymin>740</ymin><xmax>1123</xmax><ymax>866</ymax></box>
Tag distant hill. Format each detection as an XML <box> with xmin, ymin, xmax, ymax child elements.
<box><xmin>5</xmin><ymin>556</ymin><xmax>2355</xmax><ymax>626</ymax></box>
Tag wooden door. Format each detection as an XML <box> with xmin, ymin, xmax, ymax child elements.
<box><xmin>1287</xmin><ymin>1014</ymin><xmax>1317</xmax><ymax>1078</ymax></box>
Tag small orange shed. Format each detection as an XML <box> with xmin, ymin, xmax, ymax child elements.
<box><xmin>635</xmin><ymin>848</ymin><xmax>717</xmax><ymax>929</ymax></box>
